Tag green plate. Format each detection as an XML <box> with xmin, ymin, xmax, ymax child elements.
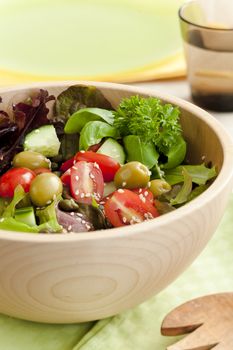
<box><xmin>0</xmin><ymin>0</ymin><xmax>183</xmax><ymax>82</ymax></box>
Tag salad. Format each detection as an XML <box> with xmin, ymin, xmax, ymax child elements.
<box><xmin>0</xmin><ymin>85</ymin><xmax>216</xmax><ymax>234</ymax></box>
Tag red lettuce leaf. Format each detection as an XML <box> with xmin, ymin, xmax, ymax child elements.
<box><xmin>0</xmin><ymin>89</ymin><xmax>55</xmax><ymax>175</ymax></box>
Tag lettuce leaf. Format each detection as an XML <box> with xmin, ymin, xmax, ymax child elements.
<box><xmin>54</xmin><ymin>85</ymin><xmax>112</xmax><ymax>122</ymax></box>
<box><xmin>170</xmin><ymin>168</ymin><xmax>193</xmax><ymax>205</ymax></box>
<box><xmin>123</xmin><ymin>135</ymin><xmax>159</xmax><ymax>169</ymax></box>
<box><xmin>2</xmin><ymin>185</ymin><xmax>26</xmax><ymax>218</ymax></box>
<box><xmin>36</xmin><ymin>201</ymin><xmax>63</xmax><ymax>233</ymax></box>
<box><xmin>0</xmin><ymin>90</ymin><xmax>55</xmax><ymax>175</ymax></box>
<box><xmin>165</xmin><ymin>164</ymin><xmax>217</xmax><ymax>185</ymax></box>
<box><xmin>79</xmin><ymin>121</ymin><xmax>119</xmax><ymax>150</ymax></box>
<box><xmin>64</xmin><ymin>108</ymin><xmax>114</xmax><ymax>134</ymax></box>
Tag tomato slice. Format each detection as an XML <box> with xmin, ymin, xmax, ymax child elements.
<box><xmin>70</xmin><ymin>161</ymin><xmax>104</xmax><ymax>204</ymax></box>
<box><xmin>0</xmin><ymin>167</ymin><xmax>36</xmax><ymax>197</ymax></box>
<box><xmin>132</xmin><ymin>188</ymin><xmax>154</xmax><ymax>205</ymax></box>
<box><xmin>60</xmin><ymin>157</ymin><xmax>75</xmax><ymax>172</ymax></box>
<box><xmin>75</xmin><ymin>151</ymin><xmax>120</xmax><ymax>182</ymax></box>
<box><xmin>104</xmin><ymin>189</ymin><xmax>159</xmax><ymax>227</ymax></box>
<box><xmin>61</xmin><ymin>168</ymin><xmax>71</xmax><ymax>186</ymax></box>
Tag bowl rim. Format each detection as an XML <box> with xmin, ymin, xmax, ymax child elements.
<box><xmin>0</xmin><ymin>80</ymin><xmax>233</xmax><ymax>243</ymax></box>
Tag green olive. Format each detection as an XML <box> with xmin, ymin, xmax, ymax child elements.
<box><xmin>29</xmin><ymin>173</ymin><xmax>63</xmax><ymax>207</ymax></box>
<box><xmin>13</xmin><ymin>151</ymin><xmax>51</xmax><ymax>170</ymax></box>
<box><xmin>150</xmin><ymin>179</ymin><xmax>171</xmax><ymax>197</ymax></box>
<box><xmin>114</xmin><ymin>161</ymin><xmax>150</xmax><ymax>189</ymax></box>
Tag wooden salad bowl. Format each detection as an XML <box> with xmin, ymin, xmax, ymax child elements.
<box><xmin>0</xmin><ymin>81</ymin><xmax>233</xmax><ymax>324</ymax></box>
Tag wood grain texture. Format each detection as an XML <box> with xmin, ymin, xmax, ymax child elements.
<box><xmin>0</xmin><ymin>81</ymin><xmax>233</xmax><ymax>323</ymax></box>
<box><xmin>162</xmin><ymin>293</ymin><xmax>233</xmax><ymax>350</ymax></box>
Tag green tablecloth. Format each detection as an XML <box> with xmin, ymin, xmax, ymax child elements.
<box><xmin>1</xmin><ymin>195</ymin><xmax>233</xmax><ymax>350</ymax></box>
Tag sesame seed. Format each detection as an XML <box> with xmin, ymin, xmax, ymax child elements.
<box><xmin>77</xmin><ymin>213</ymin><xmax>83</xmax><ymax>217</ymax></box>
<box><xmin>75</xmin><ymin>175</ymin><xmax>79</xmax><ymax>181</ymax></box>
<box><xmin>90</xmin><ymin>173</ymin><xmax>95</xmax><ymax>179</ymax></box>
<box><xmin>118</xmin><ymin>189</ymin><xmax>124</xmax><ymax>193</ymax></box>
<box><xmin>73</xmin><ymin>160</ymin><xmax>77</xmax><ymax>165</ymax></box>
<box><xmin>81</xmin><ymin>220</ymin><xmax>86</xmax><ymax>224</ymax></box>
<box><xmin>46</xmin><ymin>200</ymin><xmax>52</xmax><ymax>205</ymax></box>
<box><xmin>67</xmin><ymin>169</ymin><xmax>71</xmax><ymax>174</ymax></box>
<box><xmin>80</xmin><ymin>193</ymin><xmax>85</xmax><ymax>198</ymax></box>
<box><xmin>147</xmin><ymin>170</ymin><xmax>152</xmax><ymax>176</ymax></box>
<box><xmin>144</xmin><ymin>191</ymin><xmax>149</xmax><ymax>197</ymax></box>
<box><xmin>99</xmin><ymin>201</ymin><xmax>105</xmax><ymax>205</ymax></box>
<box><xmin>67</xmin><ymin>225</ymin><xmax>72</xmax><ymax>231</ymax></box>
<box><xmin>85</xmin><ymin>193</ymin><xmax>91</xmax><ymax>197</ymax></box>
<box><xmin>72</xmin><ymin>166</ymin><xmax>78</xmax><ymax>170</ymax></box>
<box><xmin>148</xmin><ymin>182</ymin><xmax>151</xmax><ymax>188</ymax></box>
<box><xmin>122</xmin><ymin>181</ymin><xmax>127</xmax><ymax>187</ymax></box>
<box><xmin>139</xmin><ymin>188</ymin><xmax>142</xmax><ymax>193</ymax></box>
<box><xmin>139</xmin><ymin>194</ymin><xmax>146</xmax><ymax>203</ymax></box>
<box><xmin>70</xmin><ymin>212</ymin><xmax>75</xmax><ymax>216</ymax></box>
<box><xmin>86</xmin><ymin>224</ymin><xmax>91</xmax><ymax>230</ymax></box>
<box><xmin>93</xmin><ymin>162</ymin><xmax>100</xmax><ymax>169</ymax></box>
<box><xmin>122</xmin><ymin>217</ymin><xmax>127</xmax><ymax>223</ymax></box>
<box><xmin>53</xmin><ymin>194</ymin><xmax>56</xmax><ymax>200</ymax></box>
<box><xmin>75</xmin><ymin>189</ymin><xmax>80</xmax><ymax>195</ymax></box>
<box><xmin>80</xmin><ymin>150</ymin><xmax>85</xmax><ymax>153</ymax></box>
<box><xmin>130</xmin><ymin>219</ymin><xmax>134</xmax><ymax>225</ymax></box>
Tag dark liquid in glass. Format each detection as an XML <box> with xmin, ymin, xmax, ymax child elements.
<box><xmin>182</xmin><ymin>29</ymin><xmax>233</xmax><ymax>111</ymax></box>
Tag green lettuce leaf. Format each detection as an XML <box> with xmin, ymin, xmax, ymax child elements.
<box><xmin>79</xmin><ymin>121</ymin><xmax>119</xmax><ymax>150</ymax></box>
<box><xmin>54</xmin><ymin>85</ymin><xmax>112</xmax><ymax>122</ymax></box>
<box><xmin>36</xmin><ymin>201</ymin><xmax>62</xmax><ymax>233</ymax></box>
<box><xmin>161</xmin><ymin>136</ymin><xmax>186</xmax><ymax>169</ymax></box>
<box><xmin>0</xmin><ymin>217</ymin><xmax>39</xmax><ymax>233</ymax></box>
<box><xmin>170</xmin><ymin>168</ymin><xmax>193</xmax><ymax>205</ymax></box>
<box><xmin>165</xmin><ymin>164</ymin><xmax>217</xmax><ymax>185</ymax></box>
<box><xmin>187</xmin><ymin>184</ymin><xmax>209</xmax><ymax>202</ymax></box>
<box><xmin>123</xmin><ymin>135</ymin><xmax>159</xmax><ymax>169</ymax></box>
<box><xmin>64</xmin><ymin>108</ymin><xmax>114</xmax><ymax>134</ymax></box>
<box><xmin>2</xmin><ymin>185</ymin><xmax>26</xmax><ymax>218</ymax></box>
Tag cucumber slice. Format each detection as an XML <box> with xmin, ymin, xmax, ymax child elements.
<box><xmin>24</xmin><ymin>125</ymin><xmax>60</xmax><ymax>157</ymax></box>
<box><xmin>104</xmin><ymin>182</ymin><xmax>117</xmax><ymax>197</ymax></box>
<box><xmin>97</xmin><ymin>138</ymin><xmax>125</xmax><ymax>164</ymax></box>
<box><xmin>15</xmin><ymin>206</ymin><xmax>36</xmax><ymax>227</ymax></box>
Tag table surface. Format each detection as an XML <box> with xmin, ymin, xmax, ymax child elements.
<box><xmin>133</xmin><ymin>79</ymin><xmax>233</xmax><ymax>139</ymax></box>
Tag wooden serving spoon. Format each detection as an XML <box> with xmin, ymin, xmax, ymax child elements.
<box><xmin>161</xmin><ymin>293</ymin><xmax>233</xmax><ymax>350</ymax></box>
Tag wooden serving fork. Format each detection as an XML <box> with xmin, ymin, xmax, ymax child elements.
<box><xmin>161</xmin><ymin>293</ymin><xmax>233</xmax><ymax>350</ymax></box>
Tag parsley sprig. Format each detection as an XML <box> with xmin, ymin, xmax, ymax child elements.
<box><xmin>113</xmin><ymin>96</ymin><xmax>182</xmax><ymax>154</ymax></box>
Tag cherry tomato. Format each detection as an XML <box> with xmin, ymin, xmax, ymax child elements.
<box><xmin>60</xmin><ymin>157</ymin><xmax>75</xmax><ymax>172</ymax></box>
<box><xmin>70</xmin><ymin>161</ymin><xmax>104</xmax><ymax>204</ymax></box>
<box><xmin>132</xmin><ymin>188</ymin><xmax>154</xmax><ymax>205</ymax></box>
<box><xmin>61</xmin><ymin>168</ymin><xmax>71</xmax><ymax>186</ymax></box>
<box><xmin>34</xmin><ymin>167</ymin><xmax>51</xmax><ymax>175</ymax></box>
<box><xmin>75</xmin><ymin>151</ymin><xmax>120</xmax><ymax>182</ymax></box>
<box><xmin>104</xmin><ymin>189</ymin><xmax>159</xmax><ymax>227</ymax></box>
<box><xmin>0</xmin><ymin>167</ymin><xmax>36</xmax><ymax>197</ymax></box>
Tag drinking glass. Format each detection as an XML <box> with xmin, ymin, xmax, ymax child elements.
<box><xmin>179</xmin><ymin>0</ymin><xmax>233</xmax><ymax>111</ymax></box>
